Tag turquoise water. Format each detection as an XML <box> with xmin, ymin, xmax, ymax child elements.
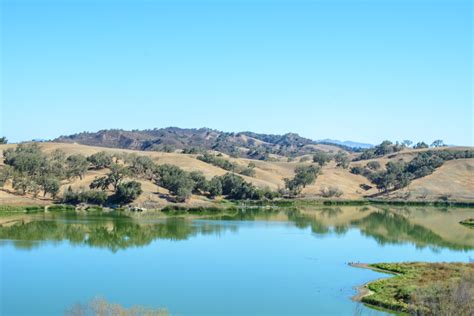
<box><xmin>1</xmin><ymin>207</ymin><xmax>473</xmax><ymax>315</ymax></box>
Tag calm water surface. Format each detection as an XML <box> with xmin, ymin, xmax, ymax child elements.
<box><xmin>1</xmin><ymin>206</ymin><xmax>473</xmax><ymax>315</ymax></box>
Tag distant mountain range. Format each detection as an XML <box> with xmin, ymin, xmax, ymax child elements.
<box><xmin>318</xmin><ymin>139</ymin><xmax>374</xmax><ymax>149</ymax></box>
<box><xmin>54</xmin><ymin>127</ymin><xmax>371</xmax><ymax>159</ymax></box>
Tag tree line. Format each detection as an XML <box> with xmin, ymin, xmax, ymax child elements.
<box><xmin>355</xmin><ymin>139</ymin><xmax>448</xmax><ymax>161</ymax></box>
<box><xmin>197</xmin><ymin>152</ymin><xmax>256</xmax><ymax>177</ymax></box>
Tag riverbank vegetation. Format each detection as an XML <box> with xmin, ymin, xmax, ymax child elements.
<box><xmin>359</xmin><ymin>262</ymin><xmax>474</xmax><ymax>315</ymax></box>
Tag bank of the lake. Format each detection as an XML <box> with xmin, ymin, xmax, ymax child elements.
<box><xmin>352</xmin><ymin>262</ymin><xmax>474</xmax><ymax>315</ymax></box>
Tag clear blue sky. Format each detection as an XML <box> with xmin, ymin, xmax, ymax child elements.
<box><xmin>1</xmin><ymin>0</ymin><xmax>472</xmax><ymax>145</ymax></box>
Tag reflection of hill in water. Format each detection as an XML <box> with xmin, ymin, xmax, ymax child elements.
<box><xmin>0</xmin><ymin>206</ymin><xmax>473</xmax><ymax>251</ymax></box>
<box><xmin>0</xmin><ymin>215</ymin><xmax>237</xmax><ymax>252</ymax></box>
<box><xmin>350</xmin><ymin>210</ymin><xmax>472</xmax><ymax>251</ymax></box>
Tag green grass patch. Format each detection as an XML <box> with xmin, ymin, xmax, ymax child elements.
<box><xmin>360</xmin><ymin>262</ymin><xmax>474</xmax><ymax>314</ymax></box>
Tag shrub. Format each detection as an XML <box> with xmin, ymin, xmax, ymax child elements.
<box><xmin>334</xmin><ymin>151</ymin><xmax>350</xmax><ymax>168</ymax></box>
<box><xmin>115</xmin><ymin>181</ymin><xmax>143</xmax><ymax>204</ymax></box>
<box><xmin>62</xmin><ymin>187</ymin><xmax>108</xmax><ymax>205</ymax></box>
<box><xmin>87</xmin><ymin>151</ymin><xmax>113</xmax><ymax>169</ymax></box>
<box><xmin>313</xmin><ymin>151</ymin><xmax>332</xmax><ymax>166</ymax></box>
<box><xmin>320</xmin><ymin>186</ymin><xmax>343</xmax><ymax>198</ymax></box>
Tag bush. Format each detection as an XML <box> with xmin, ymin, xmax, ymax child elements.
<box><xmin>87</xmin><ymin>151</ymin><xmax>113</xmax><ymax>169</ymax></box>
<box><xmin>320</xmin><ymin>186</ymin><xmax>343</xmax><ymax>198</ymax></box>
<box><xmin>115</xmin><ymin>181</ymin><xmax>143</xmax><ymax>204</ymax></box>
<box><xmin>154</xmin><ymin>164</ymin><xmax>195</xmax><ymax>202</ymax></box>
<box><xmin>62</xmin><ymin>187</ymin><xmax>108</xmax><ymax>205</ymax></box>
<box><xmin>218</xmin><ymin>173</ymin><xmax>261</xmax><ymax>200</ymax></box>
<box><xmin>66</xmin><ymin>154</ymin><xmax>89</xmax><ymax>180</ymax></box>
<box><xmin>350</xmin><ymin>166</ymin><xmax>364</xmax><ymax>175</ymax></box>
<box><xmin>313</xmin><ymin>151</ymin><xmax>332</xmax><ymax>166</ymax></box>
<box><xmin>207</xmin><ymin>176</ymin><xmax>223</xmax><ymax>198</ymax></box>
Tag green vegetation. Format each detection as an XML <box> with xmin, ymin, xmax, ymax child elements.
<box><xmin>197</xmin><ymin>152</ymin><xmax>256</xmax><ymax>177</ymax></box>
<box><xmin>62</xmin><ymin>187</ymin><xmax>108</xmax><ymax>205</ymax></box>
<box><xmin>359</xmin><ymin>262</ymin><xmax>474</xmax><ymax>315</ymax></box>
<box><xmin>87</xmin><ymin>151</ymin><xmax>113</xmax><ymax>169</ymax></box>
<box><xmin>312</xmin><ymin>151</ymin><xmax>332</xmax><ymax>166</ymax></box>
<box><xmin>356</xmin><ymin>140</ymin><xmax>404</xmax><ymax>161</ymax></box>
<box><xmin>1</xmin><ymin>144</ymin><xmax>68</xmax><ymax>198</ymax></box>
<box><xmin>353</xmin><ymin>149</ymin><xmax>474</xmax><ymax>193</ymax></box>
<box><xmin>284</xmin><ymin>165</ymin><xmax>320</xmax><ymax>196</ymax></box>
<box><xmin>155</xmin><ymin>164</ymin><xmax>195</xmax><ymax>202</ymax></box>
<box><xmin>0</xmin><ymin>136</ymin><xmax>7</xmax><ymax>144</ymax></box>
<box><xmin>334</xmin><ymin>151</ymin><xmax>350</xmax><ymax>168</ymax></box>
<box><xmin>115</xmin><ymin>181</ymin><xmax>143</xmax><ymax>204</ymax></box>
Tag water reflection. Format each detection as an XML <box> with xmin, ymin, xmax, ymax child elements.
<box><xmin>0</xmin><ymin>205</ymin><xmax>473</xmax><ymax>251</ymax></box>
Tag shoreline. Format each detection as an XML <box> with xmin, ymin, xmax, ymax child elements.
<box><xmin>348</xmin><ymin>263</ymin><xmax>399</xmax><ymax>303</ymax></box>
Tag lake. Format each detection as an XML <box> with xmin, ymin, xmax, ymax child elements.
<box><xmin>1</xmin><ymin>205</ymin><xmax>473</xmax><ymax>315</ymax></box>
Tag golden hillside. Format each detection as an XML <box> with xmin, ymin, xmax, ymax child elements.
<box><xmin>0</xmin><ymin>142</ymin><xmax>473</xmax><ymax>207</ymax></box>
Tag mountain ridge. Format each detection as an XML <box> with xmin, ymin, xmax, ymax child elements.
<box><xmin>54</xmin><ymin>127</ymin><xmax>366</xmax><ymax>159</ymax></box>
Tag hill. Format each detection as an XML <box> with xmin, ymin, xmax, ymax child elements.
<box><xmin>0</xmin><ymin>142</ymin><xmax>472</xmax><ymax>208</ymax></box>
<box><xmin>53</xmin><ymin>127</ymin><xmax>357</xmax><ymax>159</ymax></box>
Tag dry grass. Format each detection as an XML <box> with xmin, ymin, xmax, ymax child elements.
<box><xmin>0</xmin><ymin>142</ymin><xmax>473</xmax><ymax>206</ymax></box>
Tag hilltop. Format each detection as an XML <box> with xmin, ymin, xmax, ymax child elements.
<box><xmin>53</xmin><ymin>128</ymin><xmax>359</xmax><ymax>159</ymax></box>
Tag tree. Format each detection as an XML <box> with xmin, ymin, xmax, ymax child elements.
<box><xmin>115</xmin><ymin>181</ymin><xmax>142</xmax><ymax>204</ymax></box>
<box><xmin>414</xmin><ymin>142</ymin><xmax>429</xmax><ymax>149</ymax></box>
<box><xmin>107</xmin><ymin>164</ymin><xmax>129</xmax><ymax>191</ymax></box>
<box><xmin>334</xmin><ymin>151</ymin><xmax>350</xmax><ymax>169</ymax></box>
<box><xmin>313</xmin><ymin>151</ymin><xmax>332</xmax><ymax>166</ymax></box>
<box><xmin>39</xmin><ymin>176</ymin><xmax>61</xmax><ymax>198</ymax></box>
<box><xmin>402</xmin><ymin>140</ymin><xmax>413</xmax><ymax>148</ymax></box>
<box><xmin>0</xmin><ymin>166</ymin><xmax>13</xmax><ymax>187</ymax></box>
<box><xmin>0</xmin><ymin>137</ymin><xmax>7</xmax><ymax>144</ymax></box>
<box><xmin>431</xmin><ymin>139</ymin><xmax>445</xmax><ymax>148</ymax></box>
<box><xmin>207</xmin><ymin>177</ymin><xmax>223</xmax><ymax>198</ymax></box>
<box><xmin>87</xmin><ymin>151</ymin><xmax>113</xmax><ymax>169</ymax></box>
<box><xmin>90</xmin><ymin>164</ymin><xmax>129</xmax><ymax>191</ymax></box>
<box><xmin>189</xmin><ymin>171</ymin><xmax>208</xmax><ymax>193</ymax></box>
<box><xmin>154</xmin><ymin>164</ymin><xmax>195</xmax><ymax>202</ymax></box>
<box><xmin>128</xmin><ymin>155</ymin><xmax>156</xmax><ymax>180</ymax></box>
<box><xmin>284</xmin><ymin>165</ymin><xmax>320</xmax><ymax>196</ymax></box>
<box><xmin>66</xmin><ymin>154</ymin><xmax>89</xmax><ymax>180</ymax></box>
<box><xmin>90</xmin><ymin>176</ymin><xmax>111</xmax><ymax>191</ymax></box>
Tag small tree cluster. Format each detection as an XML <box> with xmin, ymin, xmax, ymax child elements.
<box><xmin>197</xmin><ymin>152</ymin><xmax>257</xmax><ymax>177</ymax></box>
<box><xmin>312</xmin><ymin>151</ymin><xmax>332</xmax><ymax>166</ymax></box>
<box><xmin>62</xmin><ymin>186</ymin><xmax>108</xmax><ymax>205</ymax></box>
<box><xmin>362</xmin><ymin>149</ymin><xmax>474</xmax><ymax>193</ymax></box>
<box><xmin>284</xmin><ymin>165</ymin><xmax>320</xmax><ymax>196</ymax></box>
<box><xmin>356</xmin><ymin>141</ymin><xmax>404</xmax><ymax>161</ymax></box>
<box><xmin>334</xmin><ymin>151</ymin><xmax>350</xmax><ymax>169</ymax></box>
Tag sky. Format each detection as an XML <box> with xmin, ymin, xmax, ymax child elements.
<box><xmin>0</xmin><ymin>0</ymin><xmax>472</xmax><ymax>145</ymax></box>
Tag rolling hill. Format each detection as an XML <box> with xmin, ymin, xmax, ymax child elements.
<box><xmin>0</xmin><ymin>142</ymin><xmax>472</xmax><ymax>208</ymax></box>
<box><xmin>53</xmin><ymin>127</ymin><xmax>358</xmax><ymax>159</ymax></box>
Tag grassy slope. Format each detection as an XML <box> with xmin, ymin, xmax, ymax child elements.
<box><xmin>0</xmin><ymin>143</ymin><xmax>473</xmax><ymax>206</ymax></box>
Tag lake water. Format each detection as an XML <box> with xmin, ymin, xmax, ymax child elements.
<box><xmin>1</xmin><ymin>206</ymin><xmax>473</xmax><ymax>315</ymax></box>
